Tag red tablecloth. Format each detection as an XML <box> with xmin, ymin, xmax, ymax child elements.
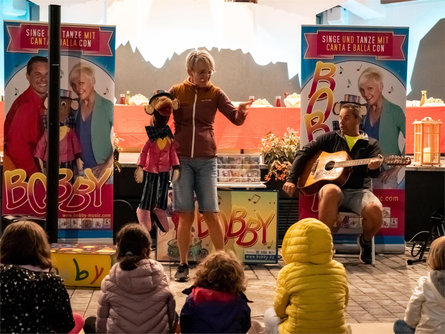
<box><xmin>1</xmin><ymin>102</ymin><xmax>444</xmax><ymax>154</ymax></box>
<box><xmin>114</xmin><ymin>105</ymin><xmax>445</xmax><ymax>154</ymax></box>
<box><xmin>114</xmin><ymin>105</ymin><xmax>300</xmax><ymax>152</ymax></box>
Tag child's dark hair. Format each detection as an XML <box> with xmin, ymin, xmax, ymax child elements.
<box><xmin>193</xmin><ymin>250</ymin><xmax>247</xmax><ymax>295</ymax></box>
<box><xmin>0</xmin><ymin>220</ymin><xmax>52</xmax><ymax>269</ymax></box>
<box><xmin>116</xmin><ymin>223</ymin><xmax>151</xmax><ymax>271</ymax></box>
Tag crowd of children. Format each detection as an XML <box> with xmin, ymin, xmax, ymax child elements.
<box><xmin>1</xmin><ymin>219</ymin><xmax>444</xmax><ymax>333</ymax></box>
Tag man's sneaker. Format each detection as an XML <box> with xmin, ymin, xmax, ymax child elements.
<box><xmin>174</xmin><ymin>263</ymin><xmax>189</xmax><ymax>282</ymax></box>
<box><xmin>357</xmin><ymin>234</ymin><xmax>373</xmax><ymax>264</ymax></box>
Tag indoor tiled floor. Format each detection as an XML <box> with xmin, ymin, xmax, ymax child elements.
<box><xmin>68</xmin><ymin>247</ymin><xmax>428</xmax><ymax>331</ymax></box>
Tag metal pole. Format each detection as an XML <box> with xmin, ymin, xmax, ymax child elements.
<box><xmin>46</xmin><ymin>4</ymin><xmax>61</xmax><ymax>243</ymax></box>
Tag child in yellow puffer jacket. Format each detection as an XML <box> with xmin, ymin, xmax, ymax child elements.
<box><xmin>264</xmin><ymin>218</ymin><xmax>350</xmax><ymax>334</ymax></box>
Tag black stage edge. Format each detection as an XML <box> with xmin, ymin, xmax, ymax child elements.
<box><xmin>46</xmin><ymin>4</ymin><xmax>61</xmax><ymax>243</ymax></box>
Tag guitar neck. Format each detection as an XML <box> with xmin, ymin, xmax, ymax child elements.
<box><xmin>332</xmin><ymin>154</ymin><xmax>409</xmax><ymax>168</ymax></box>
<box><xmin>335</xmin><ymin>158</ymin><xmax>375</xmax><ymax>168</ymax></box>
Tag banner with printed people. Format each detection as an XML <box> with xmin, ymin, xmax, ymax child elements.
<box><xmin>300</xmin><ymin>25</ymin><xmax>409</xmax><ymax>252</ymax></box>
<box><xmin>2</xmin><ymin>21</ymin><xmax>115</xmax><ymax>242</ymax></box>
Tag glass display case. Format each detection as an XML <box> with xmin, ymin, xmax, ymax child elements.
<box><xmin>216</xmin><ymin>154</ymin><xmax>262</xmax><ymax>183</ymax></box>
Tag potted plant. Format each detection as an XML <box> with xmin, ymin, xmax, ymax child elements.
<box><xmin>259</xmin><ymin>128</ymin><xmax>299</xmax><ymax>194</ymax></box>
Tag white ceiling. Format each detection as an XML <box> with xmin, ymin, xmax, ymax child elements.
<box><xmin>29</xmin><ymin>0</ymin><xmax>444</xmax><ymax>93</ymax></box>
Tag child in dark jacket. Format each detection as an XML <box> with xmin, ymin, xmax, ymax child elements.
<box><xmin>180</xmin><ymin>250</ymin><xmax>251</xmax><ymax>333</ymax></box>
<box><xmin>0</xmin><ymin>220</ymin><xmax>83</xmax><ymax>334</ymax></box>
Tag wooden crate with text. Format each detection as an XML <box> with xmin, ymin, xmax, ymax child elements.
<box><xmin>51</xmin><ymin>244</ymin><xmax>115</xmax><ymax>287</ymax></box>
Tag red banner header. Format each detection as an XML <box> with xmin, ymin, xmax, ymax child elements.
<box><xmin>7</xmin><ymin>23</ymin><xmax>113</xmax><ymax>56</ymax></box>
<box><xmin>304</xmin><ymin>30</ymin><xmax>406</xmax><ymax>60</ymax></box>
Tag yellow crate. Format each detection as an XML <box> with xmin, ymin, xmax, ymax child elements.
<box><xmin>51</xmin><ymin>244</ymin><xmax>115</xmax><ymax>287</ymax></box>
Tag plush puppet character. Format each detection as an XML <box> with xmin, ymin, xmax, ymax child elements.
<box><xmin>34</xmin><ymin>89</ymin><xmax>83</xmax><ymax>176</ymax></box>
<box><xmin>134</xmin><ymin>90</ymin><xmax>180</xmax><ymax>232</ymax></box>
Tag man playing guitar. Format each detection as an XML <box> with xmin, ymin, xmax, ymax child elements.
<box><xmin>283</xmin><ymin>103</ymin><xmax>384</xmax><ymax>264</ymax></box>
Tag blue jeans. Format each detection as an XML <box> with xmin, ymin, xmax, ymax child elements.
<box><xmin>172</xmin><ymin>157</ymin><xmax>219</xmax><ymax>212</ymax></box>
<box><xmin>393</xmin><ymin>320</ymin><xmax>415</xmax><ymax>334</ymax></box>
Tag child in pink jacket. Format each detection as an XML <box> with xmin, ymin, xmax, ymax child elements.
<box><xmin>84</xmin><ymin>224</ymin><xmax>177</xmax><ymax>333</ymax></box>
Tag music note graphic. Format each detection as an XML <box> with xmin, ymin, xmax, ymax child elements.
<box><xmin>103</xmin><ymin>88</ymin><xmax>109</xmax><ymax>96</ymax></box>
<box><xmin>339</xmin><ymin>66</ymin><xmax>344</xmax><ymax>75</ymax></box>
<box><xmin>248</xmin><ymin>194</ymin><xmax>261</xmax><ymax>204</ymax></box>
<box><xmin>347</xmin><ymin>79</ymin><xmax>351</xmax><ymax>88</ymax></box>
<box><xmin>14</xmin><ymin>88</ymin><xmax>19</xmax><ymax>96</ymax></box>
<box><xmin>388</xmin><ymin>86</ymin><xmax>394</xmax><ymax>94</ymax></box>
<box><xmin>357</xmin><ymin>64</ymin><xmax>363</xmax><ymax>71</ymax></box>
<box><xmin>60</xmin><ymin>69</ymin><xmax>64</xmax><ymax>79</ymax></box>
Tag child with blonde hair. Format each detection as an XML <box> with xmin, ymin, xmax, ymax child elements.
<box><xmin>85</xmin><ymin>223</ymin><xmax>177</xmax><ymax>333</ymax></box>
<box><xmin>180</xmin><ymin>250</ymin><xmax>251</xmax><ymax>333</ymax></box>
<box><xmin>0</xmin><ymin>220</ymin><xmax>83</xmax><ymax>334</ymax></box>
<box><xmin>394</xmin><ymin>236</ymin><xmax>445</xmax><ymax>334</ymax></box>
<box><xmin>264</xmin><ymin>218</ymin><xmax>349</xmax><ymax>334</ymax></box>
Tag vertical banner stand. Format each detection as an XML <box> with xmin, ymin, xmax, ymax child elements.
<box><xmin>46</xmin><ymin>5</ymin><xmax>61</xmax><ymax>243</ymax></box>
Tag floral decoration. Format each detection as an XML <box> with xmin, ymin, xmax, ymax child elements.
<box><xmin>259</xmin><ymin>128</ymin><xmax>299</xmax><ymax>182</ymax></box>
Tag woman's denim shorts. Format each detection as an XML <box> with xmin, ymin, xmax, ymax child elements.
<box><xmin>172</xmin><ymin>157</ymin><xmax>219</xmax><ymax>213</ymax></box>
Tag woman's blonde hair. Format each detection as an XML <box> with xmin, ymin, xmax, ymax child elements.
<box><xmin>185</xmin><ymin>49</ymin><xmax>215</xmax><ymax>73</ymax></box>
<box><xmin>193</xmin><ymin>250</ymin><xmax>247</xmax><ymax>295</ymax></box>
<box><xmin>358</xmin><ymin>67</ymin><xmax>383</xmax><ymax>88</ymax></box>
<box><xmin>427</xmin><ymin>236</ymin><xmax>445</xmax><ymax>270</ymax></box>
<box><xmin>69</xmin><ymin>62</ymin><xmax>95</xmax><ymax>85</ymax></box>
<box><xmin>0</xmin><ymin>221</ymin><xmax>52</xmax><ymax>269</ymax></box>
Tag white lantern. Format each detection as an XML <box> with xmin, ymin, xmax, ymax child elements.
<box><xmin>413</xmin><ymin>117</ymin><xmax>442</xmax><ymax>165</ymax></box>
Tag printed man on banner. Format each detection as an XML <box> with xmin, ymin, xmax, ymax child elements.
<box><xmin>4</xmin><ymin>56</ymin><xmax>49</xmax><ymax>178</ymax></box>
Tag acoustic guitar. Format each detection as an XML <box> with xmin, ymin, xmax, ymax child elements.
<box><xmin>297</xmin><ymin>151</ymin><xmax>411</xmax><ymax>195</ymax></box>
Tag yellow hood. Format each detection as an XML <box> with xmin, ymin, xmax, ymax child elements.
<box><xmin>281</xmin><ymin>218</ymin><xmax>333</xmax><ymax>265</ymax></box>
